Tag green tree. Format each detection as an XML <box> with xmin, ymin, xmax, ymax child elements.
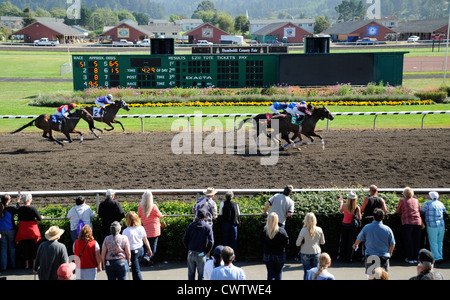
<box><xmin>335</xmin><ymin>0</ymin><xmax>366</xmax><ymax>22</ymax></box>
<box><xmin>34</xmin><ymin>7</ymin><xmax>51</xmax><ymax>18</ymax></box>
<box><xmin>215</xmin><ymin>12</ymin><xmax>234</xmax><ymax>33</ymax></box>
<box><xmin>314</xmin><ymin>16</ymin><xmax>330</xmax><ymax>34</ymax></box>
<box><xmin>234</xmin><ymin>14</ymin><xmax>249</xmax><ymax>34</ymax></box>
<box><xmin>194</xmin><ymin>0</ymin><xmax>216</xmax><ymax>13</ymax></box>
<box><xmin>22</xmin><ymin>7</ymin><xmax>36</xmax><ymax>27</ymax></box>
<box><xmin>50</xmin><ymin>7</ymin><xmax>67</xmax><ymax>19</ymax></box>
<box><xmin>133</xmin><ymin>12</ymin><xmax>150</xmax><ymax>25</ymax></box>
<box><xmin>192</xmin><ymin>10</ymin><xmax>216</xmax><ymax>24</ymax></box>
<box><xmin>117</xmin><ymin>10</ymin><xmax>136</xmax><ymax>22</ymax></box>
<box><xmin>0</xmin><ymin>1</ymin><xmax>22</xmax><ymax>16</ymax></box>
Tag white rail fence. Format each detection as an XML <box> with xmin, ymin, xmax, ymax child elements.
<box><xmin>1</xmin><ymin>111</ymin><xmax>449</xmax><ymax>132</ymax></box>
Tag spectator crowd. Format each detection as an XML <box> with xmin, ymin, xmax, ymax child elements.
<box><xmin>0</xmin><ymin>185</ymin><xmax>447</xmax><ymax>280</ymax></box>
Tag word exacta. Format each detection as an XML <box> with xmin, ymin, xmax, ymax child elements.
<box><xmin>170</xmin><ymin>114</ymin><xmax>280</xmax><ymax>166</ymax></box>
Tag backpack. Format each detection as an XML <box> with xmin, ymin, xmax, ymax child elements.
<box><xmin>76</xmin><ymin>210</ymin><xmax>85</xmax><ymax>235</ymax></box>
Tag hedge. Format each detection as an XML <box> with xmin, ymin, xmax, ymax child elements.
<box><xmin>32</xmin><ymin>190</ymin><xmax>450</xmax><ymax>262</ymax></box>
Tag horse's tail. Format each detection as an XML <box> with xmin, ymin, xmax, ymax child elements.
<box><xmin>10</xmin><ymin>119</ymin><xmax>35</xmax><ymax>134</ymax></box>
<box><xmin>237</xmin><ymin>118</ymin><xmax>252</xmax><ymax>130</ymax></box>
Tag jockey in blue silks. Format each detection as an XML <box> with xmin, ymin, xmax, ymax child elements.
<box><xmin>95</xmin><ymin>94</ymin><xmax>114</xmax><ymax>112</ymax></box>
<box><xmin>269</xmin><ymin>102</ymin><xmax>288</xmax><ymax>115</ymax></box>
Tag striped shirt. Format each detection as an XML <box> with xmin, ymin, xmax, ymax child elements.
<box><xmin>396</xmin><ymin>197</ymin><xmax>422</xmax><ymax>226</ymax></box>
<box><xmin>138</xmin><ymin>204</ymin><xmax>163</xmax><ymax>238</ymax></box>
<box><xmin>421</xmin><ymin>200</ymin><xmax>447</xmax><ymax>228</ymax></box>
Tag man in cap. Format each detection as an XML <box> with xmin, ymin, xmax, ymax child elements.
<box><xmin>263</xmin><ymin>185</ymin><xmax>295</xmax><ymax>228</ymax></box>
<box><xmin>34</xmin><ymin>226</ymin><xmax>69</xmax><ymax>280</ymax></box>
<box><xmin>192</xmin><ymin>187</ymin><xmax>218</xmax><ymax>226</ymax></box>
<box><xmin>183</xmin><ymin>207</ymin><xmax>214</xmax><ymax>280</ymax></box>
<box><xmin>421</xmin><ymin>191</ymin><xmax>447</xmax><ymax>263</ymax></box>
<box><xmin>409</xmin><ymin>249</ymin><xmax>445</xmax><ymax>280</ymax></box>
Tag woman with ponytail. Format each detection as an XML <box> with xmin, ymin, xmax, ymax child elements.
<box><xmin>101</xmin><ymin>221</ymin><xmax>131</xmax><ymax>280</ymax></box>
<box><xmin>305</xmin><ymin>252</ymin><xmax>335</xmax><ymax>280</ymax></box>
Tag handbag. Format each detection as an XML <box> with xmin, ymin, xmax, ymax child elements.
<box><xmin>351</xmin><ymin>207</ymin><xmax>361</xmax><ymax>228</ymax></box>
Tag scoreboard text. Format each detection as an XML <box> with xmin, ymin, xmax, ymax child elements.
<box><xmin>72</xmin><ymin>54</ymin><xmax>279</xmax><ymax>91</ymax></box>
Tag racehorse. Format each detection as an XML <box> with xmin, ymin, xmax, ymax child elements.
<box><xmin>84</xmin><ymin>99</ymin><xmax>130</xmax><ymax>133</ymax></box>
<box><xmin>237</xmin><ymin>106</ymin><xmax>334</xmax><ymax>150</ymax></box>
<box><xmin>10</xmin><ymin>108</ymin><xmax>98</xmax><ymax>146</ymax></box>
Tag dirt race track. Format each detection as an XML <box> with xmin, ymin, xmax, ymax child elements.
<box><xmin>0</xmin><ymin>128</ymin><xmax>449</xmax><ymax>205</ymax></box>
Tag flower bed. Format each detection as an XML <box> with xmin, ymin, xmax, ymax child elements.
<box><xmin>30</xmin><ymin>83</ymin><xmax>437</xmax><ymax>107</ymax></box>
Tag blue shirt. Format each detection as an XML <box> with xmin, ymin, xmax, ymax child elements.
<box><xmin>272</xmin><ymin>102</ymin><xmax>287</xmax><ymax>110</ymax></box>
<box><xmin>210</xmin><ymin>264</ymin><xmax>246</xmax><ymax>280</ymax></box>
<box><xmin>96</xmin><ymin>96</ymin><xmax>114</xmax><ymax>104</ymax></box>
<box><xmin>287</xmin><ymin>102</ymin><xmax>298</xmax><ymax>109</ymax></box>
<box><xmin>421</xmin><ymin>200</ymin><xmax>447</xmax><ymax>228</ymax></box>
<box><xmin>356</xmin><ymin>221</ymin><xmax>395</xmax><ymax>257</ymax></box>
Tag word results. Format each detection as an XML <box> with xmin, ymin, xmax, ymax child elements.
<box><xmin>177</xmin><ymin>284</ymin><xmax>272</xmax><ymax>297</ymax></box>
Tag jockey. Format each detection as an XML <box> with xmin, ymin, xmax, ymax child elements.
<box><xmin>269</xmin><ymin>102</ymin><xmax>288</xmax><ymax>115</ymax></box>
<box><xmin>95</xmin><ymin>94</ymin><xmax>114</xmax><ymax>111</ymax></box>
<box><xmin>285</xmin><ymin>102</ymin><xmax>300</xmax><ymax>116</ymax></box>
<box><xmin>55</xmin><ymin>103</ymin><xmax>76</xmax><ymax>119</ymax></box>
<box><xmin>55</xmin><ymin>103</ymin><xmax>76</xmax><ymax>130</ymax></box>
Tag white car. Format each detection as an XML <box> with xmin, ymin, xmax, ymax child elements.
<box><xmin>407</xmin><ymin>36</ymin><xmax>420</xmax><ymax>43</ymax></box>
<box><xmin>197</xmin><ymin>40</ymin><xmax>213</xmax><ymax>45</ymax></box>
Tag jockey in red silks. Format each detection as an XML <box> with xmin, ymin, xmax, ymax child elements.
<box><xmin>54</xmin><ymin>103</ymin><xmax>76</xmax><ymax>130</ymax></box>
<box><xmin>55</xmin><ymin>103</ymin><xmax>76</xmax><ymax>118</ymax></box>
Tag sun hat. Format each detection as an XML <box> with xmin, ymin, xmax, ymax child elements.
<box><xmin>429</xmin><ymin>191</ymin><xmax>439</xmax><ymax>200</ymax></box>
<box><xmin>204</xmin><ymin>187</ymin><xmax>217</xmax><ymax>196</ymax></box>
<box><xmin>347</xmin><ymin>191</ymin><xmax>358</xmax><ymax>200</ymax></box>
<box><xmin>57</xmin><ymin>262</ymin><xmax>76</xmax><ymax>280</ymax></box>
<box><xmin>45</xmin><ymin>226</ymin><xmax>65</xmax><ymax>241</ymax></box>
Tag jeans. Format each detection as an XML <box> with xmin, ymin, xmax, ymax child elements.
<box><xmin>105</xmin><ymin>259</ymin><xmax>128</xmax><ymax>280</ymax></box>
<box><xmin>130</xmin><ymin>247</ymin><xmax>144</xmax><ymax>280</ymax></box>
<box><xmin>300</xmin><ymin>253</ymin><xmax>320</xmax><ymax>280</ymax></box>
<box><xmin>427</xmin><ymin>226</ymin><xmax>445</xmax><ymax>261</ymax></box>
<box><xmin>263</xmin><ymin>253</ymin><xmax>285</xmax><ymax>280</ymax></box>
<box><xmin>187</xmin><ymin>250</ymin><xmax>207</xmax><ymax>280</ymax></box>
<box><xmin>0</xmin><ymin>229</ymin><xmax>16</xmax><ymax>270</ymax></box>
<box><xmin>222</xmin><ymin>222</ymin><xmax>238</xmax><ymax>253</ymax></box>
<box><xmin>144</xmin><ymin>236</ymin><xmax>158</xmax><ymax>263</ymax></box>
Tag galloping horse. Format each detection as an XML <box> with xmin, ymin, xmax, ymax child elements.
<box><xmin>271</xmin><ymin>106</ymin><xmax>335</xmax><ymax>150</ymax></box>
<box><xmin>84</xmin><ymin>99</ymin><xmax>130</xmax><ymax>133</ymax></box>
<box><xmin>11</xmin><ymin>108</ymin><xmax>98</xmax><ymax>146</ymax></box>
<box><xmin>237</xmin><ymin>106</ymin><xmax>334</xmax><ymax>150</ymax></box>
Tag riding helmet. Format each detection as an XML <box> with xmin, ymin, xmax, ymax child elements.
<box><xmin>107</xmin><ymin>94</ymin><xmax>113</xmax><ymax>100</ymax></box>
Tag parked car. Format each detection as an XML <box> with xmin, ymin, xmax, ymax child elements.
<box><xmin>356</xmin><ymin>37</ymin><xmax>378</xmax><ymax>45</ymax></box>
<box><xmin>407</xmin><ymin>36</ymin><xmax>420</xmax><ymax>43</ymax></box>
<box><xmin>33</xmin><ymin>38</ymin><xmax>59</xmax><ymax>46</ymax></box>
<box><xmin>197</xmin><ymin>40</ymin><xmax>213</xmax><ymax>45</ymax></box>
<box><xmin>265</xmin><ymin>39</ymin><xmax>282</xmax><ymax>45</ymax></box>
<box><xmin>112</xmin><ymin>39</ymin><xmax>134</xmax><ymax>46</ymax></box>
<box><xmin>137</xmin><ymin>39</ymin><xmax>151</xmax><ymax>46</ymax></box>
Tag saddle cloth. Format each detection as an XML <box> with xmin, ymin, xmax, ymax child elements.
<box><xmin>265</xmin><ymin>113</ymin><xmax>275</xmax><ymax>121</ymax></box>
<box><xmin>93</xmin><ymin>107</ymin><xmax>103</xmax><ymax>118</ymax></box>
<box><xmin>50</xmin><ymin>115</ymin><xmax>60</xmax><ymax>124</ymax></box>
<box><xmin>291</xmin><ymin>115</ymin><xmax>305</xmax><ymax>126</ymax></box>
